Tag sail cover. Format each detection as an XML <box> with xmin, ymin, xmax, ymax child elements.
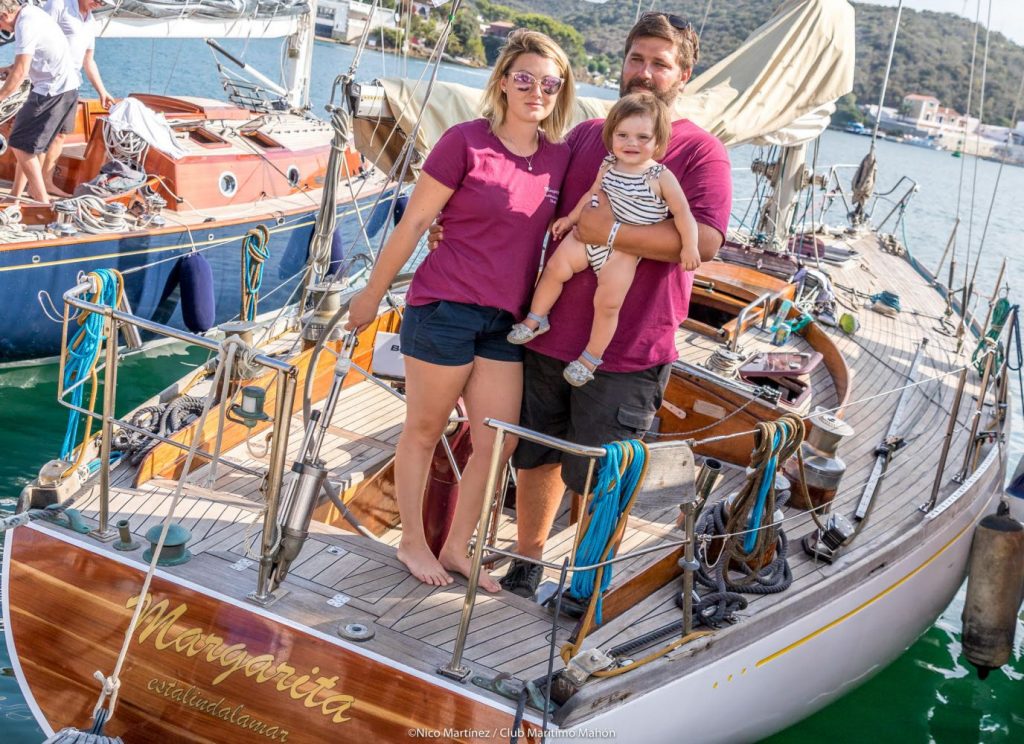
<box><xmin>96</xmin><ymin>0</ymin><xmax>307</xmax><ymax>37</ymax></box>
<box><xmin>354</xmin><ymin>0</ymin><xmax>855</xmax><ymax>170</ymax></box>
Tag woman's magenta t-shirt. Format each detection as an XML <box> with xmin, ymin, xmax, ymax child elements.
<box><xmin>406</xmin><ymin>118</ymin><xmax>569</xmax><ymax>317</ymax></box>
<box><xmin>527</xmin><ymin>118</ymin><xmax>733</xmax><ymax>372</ymax></box>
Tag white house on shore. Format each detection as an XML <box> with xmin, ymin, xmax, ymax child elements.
<box><xmin>316</xmin><ymin>0</ymin><xmax>398</xmax><ymax>43</ymax></box>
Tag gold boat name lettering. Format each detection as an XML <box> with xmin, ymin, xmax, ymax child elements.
<box><xmin>128</xmin><ymin>595</ymin><xmax>355</xmax><ymax>724</ymax></box>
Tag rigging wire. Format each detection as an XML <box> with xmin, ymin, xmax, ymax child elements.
<box><xmin>947</xmin><ymin>0</ymin><xmax>983</xmax><ymax>279</ymax></box>
<box><xmin>962</xmin><ymin>0</ymin><xmax>993</xmax><ymax>313</ymax></box>
<box><xmin>698</xmin><ymin>0</ymin><xmax>714</xmax><ymax>39</ymax></box>
<box><xmin>965</xmin><ymin>65</ymin><xmax>1024</xmax><ymax>306</ymax></box>
<box><xmin>868</xmin><ymin>0</ymin><xmax>903</xmax><ymax>153</ymax></box>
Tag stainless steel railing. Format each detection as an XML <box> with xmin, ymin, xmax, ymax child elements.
<box><xmin>60</xmin><ymin>279</ymin><xmax>297</xmax><ymax>590</ymax></box>
<box><xmin>438</xmin><ymin>419</ymin><xmax>697</xmax><ymax>682</ymax></box>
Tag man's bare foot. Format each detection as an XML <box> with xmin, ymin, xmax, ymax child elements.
<box><xmin>45</xmin><ymin>184</ymin><xmax>71</xmax><ymax>199</ymax></box>
<box><xmin>439</xmin><ymin>545</ymin><xmax>502</xmax><ymax>593</ymax></box>
<box><xmin>397</xmin><ymin>542</ymin><xmax>453</xmax><ymax>587</ymax></box>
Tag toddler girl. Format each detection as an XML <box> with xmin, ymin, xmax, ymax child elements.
<box><xmin>508</xmin><ymin>92</ymin><xmax>700</xmax><ymax>385</ymax></box>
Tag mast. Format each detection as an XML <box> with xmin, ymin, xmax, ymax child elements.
<box><xmin>283</xmin><ymin>0</ymin><xmax>317</xmax><ymax>110</ymax></box>
<box><xmin>850</xmin><ymin>0</ymin><xmax>903</xmax><ymax>226</ymax></box>
<box><xmin>753</xmin><ymin>142</ymin><xmax>810</xmax><ymax>250</ymax></box>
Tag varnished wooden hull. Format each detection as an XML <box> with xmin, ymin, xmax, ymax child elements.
<box><xmin>4</xmin><ymin>526</ymin><xmax>540</xmax><ymax>743</ymax></box>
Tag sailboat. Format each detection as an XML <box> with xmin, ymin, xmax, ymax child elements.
<box><xmin>0</xmin><ymin>1</ymin><xmax>380</xmax><ymax>365</ymax></box>
<box><xmin>2</xmin><ymin>1</ymin><xmax>1020</xmax><ymax>742</ymax></box>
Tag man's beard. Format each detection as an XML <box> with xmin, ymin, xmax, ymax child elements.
<box><xmin>619</xmin><ymin>76</ymin><xmax>681</xmax><ymax>106</ymax></box>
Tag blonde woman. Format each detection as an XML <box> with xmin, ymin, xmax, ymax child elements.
<box><xmin>346</xmin><ymin>30</ymin><xmax>576</xmax><ymax>591</ymax></box>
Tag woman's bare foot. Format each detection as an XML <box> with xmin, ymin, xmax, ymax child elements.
<box><xmin>439</xmin><ymin>545</ymin><xmax>502</xmax><ymax>593</ymax></box>
<box><xmin>46</xmin><ymin>185</ymin><xmax>71</xmax><ymax>199</ymax></box>
<box><xmin>397</xmin><ymin>542</ymin><xmax>453</xmax><ymax>587</ymax></box>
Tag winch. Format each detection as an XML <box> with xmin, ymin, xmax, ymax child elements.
<box><xmin>785</xmin><ymin>408</ymin><xmax>854</xmax><ymax>510</ymax></box>
<box><xmin>301</xmin><ymin>280</ymin><xmax>348</xmax><ymax>344</ymax></box>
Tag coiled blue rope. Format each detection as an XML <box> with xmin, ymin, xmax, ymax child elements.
<box><xmin>569</xmin><ymin>439</ymin><xmax>647</xmax><ymax>625</ymax></box>
<box><xmin>61</xmin><ymin>269</ymin><xmax>120</xmax><ymax>460</ymax></box>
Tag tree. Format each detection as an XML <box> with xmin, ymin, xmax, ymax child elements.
<box><xmin>446</xmin><ymin>8</ymin><xmax>485</xmax><ymax>64</ymax></box>
<box><xmin>378</xmin><ymin>27</ymin><xmax>405</xmax><ymax>51</ymax></box>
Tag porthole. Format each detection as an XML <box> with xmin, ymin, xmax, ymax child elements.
<box><xmin>218</xmin><ymin>171</ymin><xmax>238</xmax><ymax>197</ymax></box>
<box><xmin>286</xmin><ymin>165</ymin><xmax>300</xmax><ymax>188</ymax></box>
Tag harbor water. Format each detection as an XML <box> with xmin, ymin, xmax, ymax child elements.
<box><xmin>0</xmin><ymin>38</ymin><xmax>1022</xmax><ymax>742</ymax></box>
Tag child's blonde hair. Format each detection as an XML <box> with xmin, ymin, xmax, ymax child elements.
<box><xmin>601</xmin><ymin>92</ymin><xmax>672</xmax><ymax>160</ymax></box>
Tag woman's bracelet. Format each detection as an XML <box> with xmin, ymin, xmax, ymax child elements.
<box><xmin>607</xmin><ymin>221</ymin><xmax>622</xmax><ymax>249</ymax></box>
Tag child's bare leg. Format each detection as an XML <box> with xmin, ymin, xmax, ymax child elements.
<box><xmin>582</xmin><ymin>252</ymin><xmax>638</xmax><ymax>368</ymax></box>
<box><xmin>520</xmin><ymin>235</ymin><xmax>590</xmax><ymax>330</ymax></box>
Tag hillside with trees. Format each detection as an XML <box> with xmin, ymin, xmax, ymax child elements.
<box><xmin>469</xmin><ymin>0</ymin><xmax>1024</xmax><ymax>126</ymax></box>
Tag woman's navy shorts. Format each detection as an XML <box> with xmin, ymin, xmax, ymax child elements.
<box><xmin>400</xmin><ymin>301</ymin><xmax>523</xmax><ymax>366</ymax></box>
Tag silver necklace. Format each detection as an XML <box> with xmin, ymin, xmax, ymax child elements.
<box><xmin>502</xmin><ymin>133</ymin><xmax>538</xmax><ymax>172</ymax></box>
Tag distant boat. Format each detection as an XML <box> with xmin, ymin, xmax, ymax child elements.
<box><xmin>900</xmin><ymin>134</ymin><xmax>942</xmax><ymax>150</ymax></box>
<box><xmin>843</xmin><ymin>121</ymin><xmax>869</xmax><ymax>135</ymax></box>
<box><xmin>0</xmin><ymin>3</ymin><xmax>379</xmax><ymax>366</ymax></box>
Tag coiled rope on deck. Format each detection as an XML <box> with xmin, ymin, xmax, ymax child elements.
<box><xmin>60</xmin><ymin>269</ymin><xmax>124</xmax><ymax>475</ymax></box>
<box><xmin>54</xmin><ymin>196</ymin><xmax>131</xmax><ymax>234</ymax></box>
<box><xmin>568</xmin><ymin>440</ymin><xmax>648</xmax><ymax>627</ymax></box>
<box><xmin>686</xmin><ymin>414</ymin><xmax>803</xmax><ymax>627</ymax></box>
<box><xmin>241</xmin><ymin>225</ymin><xmax>270</xmax><ymax>321</ymax></box>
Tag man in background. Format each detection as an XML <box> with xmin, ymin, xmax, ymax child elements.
<box><xmin>35</xmin><ymin>0</ymin><xmax>115</xmax><ymax>196</ymax></box>
<box><xmin>0</xmin><ymin>0</ymin><xmax>79</xmax><ymax>204</ymax></box>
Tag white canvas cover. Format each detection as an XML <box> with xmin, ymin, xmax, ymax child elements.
<box><xmin>354</xmin><ymin>0</ymin><xmax>855</xmax><ymax>170</ymax></box>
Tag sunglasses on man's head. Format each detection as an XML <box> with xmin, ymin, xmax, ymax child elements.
<box><xmin>642</xmin><ymin>11</ymin><xmax>694</xmax><ymax>33</ymax></box>
<box><xmin>507</xmin><ymin>71</ymin><xmax>564</xmax><ymax>96</ymax></box>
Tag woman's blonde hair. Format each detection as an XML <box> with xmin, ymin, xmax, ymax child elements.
<box><xmin>602</xmin><ymin>92</ymin><xmax>672</xmax><ymax>160</ymax></box>
<box><xmin>481</xmin><ymin>29</ymin><xmax>576</xmax><ymax>142</ymax></box>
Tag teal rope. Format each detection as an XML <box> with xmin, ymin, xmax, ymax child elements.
<box><xmin>60</xmin><ymin>269</ymin><xmax>119</xmax><ymax>460</ymax></box>
<box><xmin>742</xmin><ymin>430</ymin><xmax>780</xmax><ymax>553</ymax></box>
<box><xmin>569</xmin><ymin>440</ymin><xmax>646</xmax><ymax>625</ymax></box>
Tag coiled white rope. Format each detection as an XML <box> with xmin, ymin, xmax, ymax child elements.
<box><xmin>53</xmin><ymin>196</ymin><xmax>132</xmax><ymax>234</ymax></box>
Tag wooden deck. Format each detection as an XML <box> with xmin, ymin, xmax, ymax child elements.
<box><xmin>64</xmin><ymin>230</ymin><xmax>995</xmax><ymax>726</ymax></box>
